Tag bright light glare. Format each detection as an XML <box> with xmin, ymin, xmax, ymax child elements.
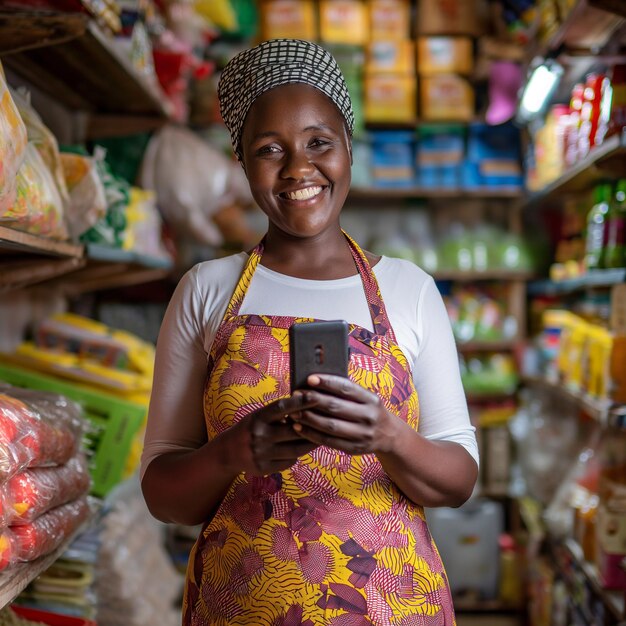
<box><xmin>519</xmin><ymin>63</ymin><xmax>561</xmax><ymax>117</ymax></box>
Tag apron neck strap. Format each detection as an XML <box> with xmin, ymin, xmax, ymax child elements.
<box><xmin>223</xmin><ymin>232</ymin><xmax>395</xmax><ymax>339</ymax></box>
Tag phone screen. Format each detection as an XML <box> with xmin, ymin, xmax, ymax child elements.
<box><xmin>289</xmin><ymin>320</ymin><xmax>349</xmax><ymax>392</ymax></box>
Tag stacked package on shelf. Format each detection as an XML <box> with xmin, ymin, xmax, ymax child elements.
<box><xmin>462</xmin><ymin>123</ymin><xmax>523</xmax><ymax>190</ymax></box>
<box><xmin>363</xmin><ymin>0</ymin><xmax>416</xmax><ymax>127</ymax></box>
<box><xmin>0</xmin><ymin>313</ymin><xmax>153</xmax><ymax>497</ymax></box>
<box><xmin>0</xmin><ymin>64</ymin><xmax>68</xmax><ymax>242</ymax></box>
<box><xmin>539</xmin><ymin>309</ymin><xmax>613</xmax><ymax>403</ymax></box>
<box><xmin>416</xmin><ymin>0</ymin><xmax>477</xmax><ymax>124</ymax></box>
<box><xmin>0</xmin><ymin>385</ymin><xmax>91</xmax><ymax>573</ymax></box>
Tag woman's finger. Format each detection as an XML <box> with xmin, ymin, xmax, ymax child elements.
<box><xmin>293</xmin><ymin>423</ymin><xmax>372</xmax><ymax>455</ymax></box>
<box><xmin>297</xmin><ymin>392</ymin><xmax>370</xmax><ymax>423</ymax></box>
<box><xmin>257</xmin><ymin>392</ymin><xmax>319</xmax><ymax>424</ymax></box>
<box><xmin>306</xmin><ymin>374</ymin><xmax>377</xmax><ymax>403</ymax></box>
<box><xmin>295</xmin><ymin>409</ymin><xmax>374</xmax><ymax>440</ymax></box>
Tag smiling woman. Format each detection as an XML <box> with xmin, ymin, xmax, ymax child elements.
<box><xmin>140</xmin><ymin>38</ymin><xmax>479</xmax><ymax>626</ymax></box>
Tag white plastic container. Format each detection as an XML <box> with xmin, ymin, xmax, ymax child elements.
<box><xmin>425</xmin><ymin>498</ymin><xmax>504</xmax><ymax>599</ymax></box>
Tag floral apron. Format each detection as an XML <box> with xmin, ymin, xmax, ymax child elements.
<box><xmin>183</xmin><ymin>233</ymin><xmax>455</xmax><ymax>626</ymax></box>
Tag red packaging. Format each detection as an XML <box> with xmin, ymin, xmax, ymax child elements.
<box><xmin>7</xmin><ymin>454</ymin><xmax>90</xmax><ymax>525</ymax></box>
<box><xmin>11</xmin><ymin>497</ymin><xmax>90</xmax><ymax>562</ymax></box>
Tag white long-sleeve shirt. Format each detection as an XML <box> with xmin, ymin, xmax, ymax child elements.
<box><xmin>141</xmin><ymin>253</ymin><xmax>478</xmax><ymax>478</ymax></box>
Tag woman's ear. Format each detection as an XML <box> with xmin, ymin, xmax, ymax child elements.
<box><xmin>348</xmin><ymin>137</ymin><xmax>353</xmax><ymax>166</ymax></box>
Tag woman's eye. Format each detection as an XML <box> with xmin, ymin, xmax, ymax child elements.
<box><xmin>310</xmin><ymin>138</ymin><xmax>330</xmax><ymax>148</ymax></box>
<box><xmin>257</xmin><ymin>145</ymin><xmax>280</xmax><ymax>156</ymax></box>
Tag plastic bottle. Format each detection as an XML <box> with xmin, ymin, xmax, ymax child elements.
<box><xmin>584</xmin><ymin>183</ymin><xmax>612</xmax><ymax>271</ymax></box>
<box><xmin>596</xmin><ymin>409</ymin><xmax>626</xmax><ymax>589</ymax></box>
<box><xmin>498</xmin><ymin>533</ymin><xmax>522</xmax><ymax>605</ymax></box>
<box><xmin>602</xmin><ymin>179</ymin><xmax>626</xmax><ymax>268</ymax></box>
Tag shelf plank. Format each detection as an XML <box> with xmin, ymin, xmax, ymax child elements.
<box><xmin>434</xmin><ymin>270</ymin><xmax>534</xmax><ymax>281</ymax></box>
<box><xmin>348</xmin><ymin>187</ymin><xmax>522</xmax><ymax>201</ymax></box>
<box><xmin>0</xmin><ymin>226</ymin><xmax>83</xmax><ymax>258</ymax></box>
<box><xmin>522</xmin><ymin>130</ymin><xmax>626</xmax><ymax>210</ymax></box>
<box><xmin>0</xmin><ymin>11</ymin><xmax>87</xmax><ymax>55</ymax></box>
<box><xmin>522</xmin><ymin>375</ymin><xmax>612</xmax><ymax>423</ymax></box>
<box><xmin>528</xmin><ymin>268</ymin><xmax>626</xmax><ymax>296</ymax></box>
<box><xmin>1</xmin><ymin>14</ymin><xmax>170</xmax><ymax>119</ymax></box>
<box><xmin>457</xmin><ymin>340</ymin><xmax>518</xmax><ymax>352</ymax></box>
<box><xmin>527</xmin><ymin>0</ymin><xmax>624</xmax><ymax>60</ymax></box>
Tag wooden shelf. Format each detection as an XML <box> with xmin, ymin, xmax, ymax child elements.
<box><xmin>526</xmin><ymin>0</ymin><xmax>624</xmax><ymax>61</ymax></box>
<box><xmin>349</xmin><ymin>186</ymin><xmax>522</xmax><ymax>201</ymax></box>
<box><xmin>0</xmin><ymin>226</ymin><xmax>83</xmax><ymax>258</ymax></box>
<box><xmin>522</xmin><ymin>375</ymin><xmax>613</xmax><ymax>423</ymax></box>
<box><xmin>457</xmin><ymin>340</ymin><xmax>518</xmax><ymax>352</ymax></box>
<box><xmin>435</xmin><ymin>270</ymin><xmax>534</xmax><ymax>282</ymax></box>
<box><xmin>0</xmin><ymin>519</ymin><xmax>91</xmax><ymax>610</ymax></box>
<box><xmin>0</xmin><ymin>226</ymin><xmax>173</xmax><ymax>294</ymax></box>
<box><xmin>528</xmin><ymin>268</ymin><xmax>626</xmax><ymax>296</ymax></box>
<box><xmin>522</xmin><ymin>130</ymin><xmax>626</xmax><ymax>210</ymax></box>
<box><xmin>0</xmin><ymin>12</ymin><xmax>171</xmax><ymax>134</ymax></box>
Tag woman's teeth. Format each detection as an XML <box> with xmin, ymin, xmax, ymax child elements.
<box><xmin>284</xmin><ymin>186</ymin><xmax>322</xmax><ymax>200</ymax></box>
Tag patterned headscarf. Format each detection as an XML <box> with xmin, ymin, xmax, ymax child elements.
<box><xmin>218</xmin><ymin>38</ymin><xmax>354</xmax><ymax>163</ymax></box>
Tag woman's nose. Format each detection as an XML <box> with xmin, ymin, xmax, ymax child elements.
<box><xmin>280</xmin><ymin>148</ymin><xmax>314</xmax><ymax>180</ymax></box>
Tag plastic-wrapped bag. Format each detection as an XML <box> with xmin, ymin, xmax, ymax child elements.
<box><xmin>4</xmin><ymin>143</ymin><xmax>69</xmax><ymax>240</ymax></box>
<box><xmin>60</xmin><ymin>152</ymin><xmax>107</xmax><ymax>240</ymax></box>
<box><xmin>123</xmin><ymin>187</ymin><xmax>171</xmax><ymax>260</ymax></box>
<box><xmin>10</xmin><ymin>496</ymin><xmax>90</xmax><ymax>563</ymax></box>
<box><xmin>139</xmin><ymin>124</ymin><xmax>253</xmax><ymax>245</ymax></box>
<box><xmin>6</xmin><ymin>454</ymin><xmax>91</xmax><ymax>525</ymax></box>
<box><xmin>12</xmin><ymin>89</ymin><xmax>69</xmax><ymax>208</ymax></box>
<box><xmin>0</xmin><ymin>394</ymin><xmax>37</xmax><ymax>482</ymax></box>
<box><xmin>0</xmin><ymin>62</ymin><xmax>27</xmax><ymax>214</ymax></box>
<box><xmin>0</xmin><ymin>387</ymin><xmax>85</xmax><ymax>481</ymax></box>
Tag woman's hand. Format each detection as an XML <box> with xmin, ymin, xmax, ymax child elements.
<box><xmin>290</xmin><ymin>373</ymin><xmax>477</xmax><ymax>508</ymax></box>
<box><xmin>290</xmin><ymin>374</ymin><xmax>399</xmax><ymax>455</ymax></box>
<box><xmin>238</xmin><ymin>392</ymin><xmax>320</xmax><ymax>475</ymax></box>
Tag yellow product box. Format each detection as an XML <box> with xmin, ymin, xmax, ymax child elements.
<box><xmin>320</xmin><ymin>0</ymin><xmax>369</xmax><ymax>45</ymax></box>
<box><xmin>368</xmin><ymin>0</ymin><xmax>411</xmax><ymax>40</ymax></box>
<box><xmin>420</xmin><ymin>75</ymin><xmax>474</xmax><ymax>121</ymax></box>
<box><xmin>364</xmin><ymin>73</ymin><xmax>417</xmax><ymax>123</ymax></box>
<box><xmin>417</xmin><ymin>37</ymin><xmax>474</xmax><ymax>75</ymax></box>
<box><xmin>417</xmin><ymin>0</ymin><xmax>483</xmax><ymax>36</ymax></box>
<box><xmin>585</xmin><ymin>325</ymin><xmax>613</xmax><ymax>400</ymax></box>
<box><xmin>258</xmin><ymin>0</ymin><xmax>317</xmax><ymax>41</ymax></box>
<box><xmin>366</xmin><ymin>40</ymin><xmax>415</xmax><ymax>74</ymax></box>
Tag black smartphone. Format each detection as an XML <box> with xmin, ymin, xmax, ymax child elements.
<box><xmin>289</xmin><ymin>320</ymin><xmax>349</xmax><ymax>392</ymax></box>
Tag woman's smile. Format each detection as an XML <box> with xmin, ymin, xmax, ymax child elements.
<box><xmin>279</xmin><ymin>185</ymin><xmax>326</xmax><ymax>202</ymax></box>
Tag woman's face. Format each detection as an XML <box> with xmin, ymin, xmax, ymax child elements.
<box><xmin>240</xmin><ymin>83</ymin><xmax>352</xmax><ymax>240</ymax></box>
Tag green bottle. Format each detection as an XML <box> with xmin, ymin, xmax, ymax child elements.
<box><xmin>602</xmin><ymin>179</ymin><xmax>626</xmax><ymax>269</ymax></box>
<box><xmin>585</xmin><ymin>183</ymin><xmax>613</xmax><ymax>271</ymax></box>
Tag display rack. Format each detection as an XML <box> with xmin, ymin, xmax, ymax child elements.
<box><xmin>527</xmin><ymin>268</ymin><xmax>626</xmax><ymax>296</ymax></box>
<box><xmin>522</xmin><ymin>129</ymin><xmax>626</xmax><ymax>211</ymax></box>
<box><xmin>522</xmin><ymin>375</ymin><xmax>613</xmax><ymax>423</ymax></box>
<box><xmin>526</xmin><ymin>0</ymin><xmax>625</xmax><ymax>60</ymax></box>
<box><xmin>0</xmin><ymin>11</ymin><xmax>172</xmax><ymax>138</ymax></box>
<box><xmin>349</xmin><ymin>187</ymin><xmax>522</xmax><ymax>201</ymax></box>
<box><xmin>0</xmin><ymin>226</ymin><xmax>173</xmax><ymax>294</ymax></box>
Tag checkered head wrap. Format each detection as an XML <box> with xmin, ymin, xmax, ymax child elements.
<box><xmin>218</xmin><ymin>38</ymin><xmax>354</xmax><ymax>163</ymax></box>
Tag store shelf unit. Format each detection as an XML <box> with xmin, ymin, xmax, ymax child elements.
<box><xmin>0</xmin><ymin>10</ymin><xmax>171</xmax><ymax>139</ymax></box>
<box><xmin>527</xmin><ymin>0</ymin><xmax>625</xmax><ymax>61</ymax></box>
<box><xmin>522</xmin><ymin>375</ymin><xmax>613</xmax><ymax>423</ymax></box>
<box><xmin>556</xmin><ymin>538</ymin><xmax>626</xmax><ymax>624</ymax></box>
<box><xmin>0</xmin><ymin>226</ymin><xmax>173</xmax><ymax>294</ymax></box>
<box><xmin>349</xmin><ymin>187</ymin><xmax>522</xmax><ymax>201</ymax></box>
<box><xmin>527</xmin><ymin>268</ymin><xmax>626</xmax><ymax>295</ymax></box>
<box><xmin>522</xmin><ymin>129</ymin><xmax>626</xmax><ymax>211</ymax></box>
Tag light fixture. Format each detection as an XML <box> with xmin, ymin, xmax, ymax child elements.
<box><xmin>516</xmin><ymin>58</ymin><xmax>564</xmax><ymax>124</ymax></box>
